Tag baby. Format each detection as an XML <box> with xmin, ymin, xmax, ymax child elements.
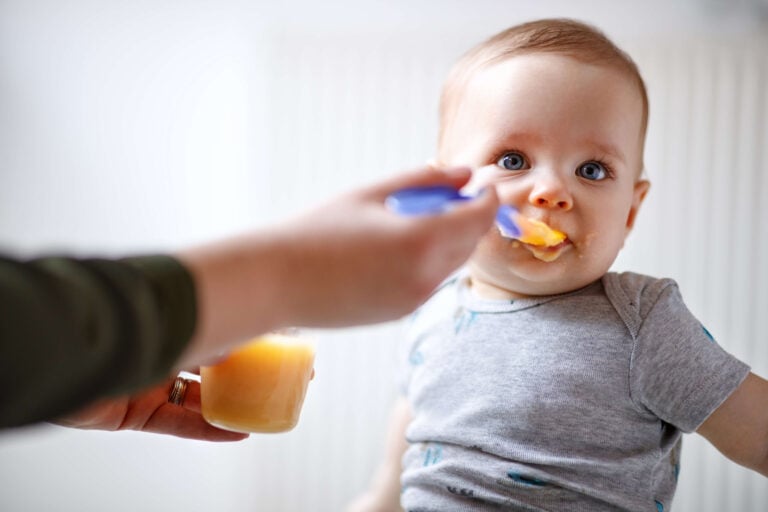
<box><xmin>350</xmin><ymin>18</ymin><xmax>768</xmax><ymax>512</ymax></box>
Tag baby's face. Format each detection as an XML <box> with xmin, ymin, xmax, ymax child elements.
<box><xmin>439</xmin><ymin>54</ymin><xmax>649</xmax><ymax>299</ymax></box>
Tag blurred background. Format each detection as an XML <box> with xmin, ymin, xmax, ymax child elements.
<box><xmin>1</xmin><ymin>0</ymin><xmax>766</xmax><ymax>510</ymax></box>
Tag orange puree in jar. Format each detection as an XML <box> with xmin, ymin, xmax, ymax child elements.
<box><xmin>200</xmin><ymin>333</ymin><xmax>315</xmax><ymax>433</ymax></box>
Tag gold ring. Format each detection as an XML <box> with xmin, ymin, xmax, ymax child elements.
<box><xmin>168</xmin><ymin>376</ymin><xmax>189</xmax><ymax>406</ymax></box>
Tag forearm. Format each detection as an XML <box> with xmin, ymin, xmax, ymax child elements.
<box><xmin>175</xmin><ymin>228</ymin><xmax>293</xmax><ymax>368</ymax></box>
<box><xmin>177</xmin><ymin>167</ymin><xmax>498</xmax><ymax>368</ymax></box>
<box><xmin>697</xmin><ymin>372</ymin><xmax>768</xmax><ymax>477</ymax></box>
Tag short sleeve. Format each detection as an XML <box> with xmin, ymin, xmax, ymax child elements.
<box><xmin>629</xmin><ymin>283</ymin><xmax>750</xmax><ymax>433</ymax></box>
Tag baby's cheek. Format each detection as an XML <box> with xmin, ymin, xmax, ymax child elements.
<box><xmin>468</xmin><ymin>233</ymin><xmax>495</xmax><ymax>260</ymax></box>
<box><xmin>473</xmin><ymin>233</ymin><xmax>512</xmax><ymax>267</ymax></box>
<box><xmin>580</xmin><ymin>232</ymin><xmax>599</xmax><ymax>248</ymax></box>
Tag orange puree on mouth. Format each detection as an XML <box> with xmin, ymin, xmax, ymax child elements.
<box><xmin>515</xmin><ymin>215</ymin><xmax>566</xmax><ymax>247</ymax></box>
<box><xmin>201</xmin><ymin>334</ymin><xmax>315</xmax><ymax>433</ymax></box>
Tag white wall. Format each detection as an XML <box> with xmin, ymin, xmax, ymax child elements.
<box><xmin>1</xmin><ymin>1</ymin><xmax>767</xmax><ymax>511</ymax></box>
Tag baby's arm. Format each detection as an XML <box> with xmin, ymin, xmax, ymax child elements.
<box><xmin>697</xmin><ymin>372</ymin><xmax>768</xmax><ymax>476</ymax></box>
<box><xmin>347</xmin><ymin>396</ymin><xmax>412</xmax><ymax>512</ymax></box>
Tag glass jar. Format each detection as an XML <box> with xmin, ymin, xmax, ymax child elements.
<box><xmin>200</xmin><ymin>332</ymin><xmax>315</xmax><ymax>433</ymax></box>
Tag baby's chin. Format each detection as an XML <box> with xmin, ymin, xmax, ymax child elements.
<box><xmin>467</xmin><ymin>262</ymin><xmax>600</xmax><ymax>300</ymax></box>
<box><xmin>468</xmin><ymin>276</ymin><xmax>593</xmax><ymax>300</ymax></box>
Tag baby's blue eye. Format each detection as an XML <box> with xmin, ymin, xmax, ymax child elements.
<box><xmin>497</xmin><ymin>152</ymin><xmax>527</xmax><ymax>171</ymax></box>
<box><xmin>577</xmin><ymin>161</ymin><xmax>608</xmax><ymax>181</ymax></box>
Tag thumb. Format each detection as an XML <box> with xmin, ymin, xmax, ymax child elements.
<box><xmin>363</xmin><ymin>166</ymin><xmax>473</xmax><ymax>201</ymax></box>
<box><xmin>439</xmin><ymin>186</ymin><xmax>499</xmax><ymax>235</ymax></box>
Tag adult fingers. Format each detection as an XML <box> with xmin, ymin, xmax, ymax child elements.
<box><xmin>418</xmin><ymin>186</ymin><xmax>499</xmax><ymax>271</ymax></box>
<box><xmin>360</xmin><ymin>166</ymin><xmax>473</xmax><ymax>202</ymax></box>
<box><xmin>157</xmin><ymin>377</ymin><xmax>247</xmax><ymax>441</ymax></box>
<box><xmin>432</xmin><ymin>185</ymin><xmax>500</xmax><ymax>237</ymax></box>
<box><xmin>178</xmin><ymin>378</ymin><xmax>203</xmax><ymax>414</ymax></box>
<box><xmin>145</xmin><ymin>402</ymin><xmax>248</xmax><ymax>442</ymax></box>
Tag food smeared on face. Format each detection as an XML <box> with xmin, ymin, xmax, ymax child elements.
<box><xmin>514</xmin><ymin>215</ymin><xmax>566</xmax><ymax>247</ymax></box>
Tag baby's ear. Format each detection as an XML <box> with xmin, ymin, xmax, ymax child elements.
<box><xmin>626</xmin><ymin>179</ymin><xmax>651</xmax><ymax>232</ymax></box>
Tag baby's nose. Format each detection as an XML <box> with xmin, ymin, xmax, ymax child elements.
<box><xmin>529</xmin><ymin>177</ymin><xmax>573</xmax><ymax>210</ymax></box>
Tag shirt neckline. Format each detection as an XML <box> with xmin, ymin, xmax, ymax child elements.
<box><xmin>456</xmin><ymin>273</ymin><xmax>603</xmax><ymax>313</ymax></box>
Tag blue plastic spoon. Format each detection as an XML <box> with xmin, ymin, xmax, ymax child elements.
<box><xmin>385</xmin><ymin>185</ymin><xmax>522</xmax><ymax>238</ymax></box>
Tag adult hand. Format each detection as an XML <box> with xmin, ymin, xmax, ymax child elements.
<box><xmin>275</xmin><ymin>166</ymin><xmax>499</xmax><ymax>326</ymax></box>
<box><xmin>52</xmin><ymin>374</ymin><xmax>247</xmax><ymax>441</ymax></box>
<box><xmin>178</xmin><ymin>166</ymin><xmax>498</xmax><ymax>367</ymax></box>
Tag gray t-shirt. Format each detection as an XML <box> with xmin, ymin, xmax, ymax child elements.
<box><xmin>399</xmin><ymin>271</ymin><xmax>750</xmax><ymax>512</ymax></box>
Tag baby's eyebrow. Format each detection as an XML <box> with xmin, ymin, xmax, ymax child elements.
<box><xmin>490</xmin><ymin>131</ymin><xmax>543</xmax><ymax>149</ymax></box>
<box><xmin>491</xmin><ymin>131</ymin><xmax>628</xmax><ymax>164</ymax></box>
<box><xmin>588</xmin><ymin>140</ymin><xmax>626</xmax><ymax>163</ymax></box>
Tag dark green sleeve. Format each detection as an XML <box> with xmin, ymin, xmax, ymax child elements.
<box><xmin>0</xmin><ymin>254</ymin><xmax>197</xmax><ymax>428</ymax></box>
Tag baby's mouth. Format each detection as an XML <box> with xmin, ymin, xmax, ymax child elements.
<box><xmin>508</xmin><ymin>214</ymin><xmax>570</xmax><ymax>262</ymax></box>
<box><xmin>496</xmin><ymin>208</ymin><xmax>571</xmax><ymax>262</ymax></box>
<box><xmin>513</xmin><ymin>215</ymin><xmax>566</xmax><ymax>248</ymax></box>
<box><xmin>524</xmin><ymin>239</ymin><xmax>571</xmax><ymax>262</ymax></box>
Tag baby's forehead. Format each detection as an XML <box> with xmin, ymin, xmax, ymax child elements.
<box><xmin>459</xmin><ymin>53</ymin><xmax>643</xmax><ymax>120</ymax></box>
<box><xmin>468</xmin><ymin>52</ymin><xmax>637</xmax><ymax>92</ymax></box>
<box><xmin>442</xmin><ymin>52</ymin><xmax>648</xmax><ymax>152</ymax></box>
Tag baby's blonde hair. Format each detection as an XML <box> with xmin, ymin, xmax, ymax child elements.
<box><xmin>438</xmin><ymin>18</ymin><xmax>649</xmax><ymax>171</ymax></box>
